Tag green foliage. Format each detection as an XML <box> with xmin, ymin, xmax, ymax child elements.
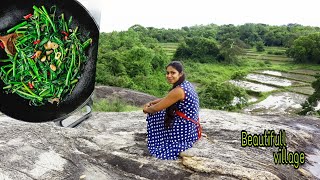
<box><xmin>96</xmin><ymin>23</ymin><xmax>320</xmax><ymax>113</ymax></box>
<box><xmin>255</xmin><ymin>41</ymin><xmax>265</xmax><ymax>52</ymax></box>
<box><xmin>299</xmin><ymin>73</ymin><xmax>320</xmax><ymax>115</ymax></box>
<box><xmin>216</xmin><ymin>24</ymin><xmax>239</xmax><ymax>43</ymax></box>
<box><xmin>218</xmin><ymin>39</ymin><xmax>245</xmax><ymax>64</ymax></box>
<box><xmin>174</xmin><ymin>37</ymin><xmax>220</xmax><ymax>62</ymax></box>
<box><xmin>112</xmin><ymin>23</ymin><xmax>320</xmax><ymax>50</ymax></box>
<box><xmin>231</xmin><ymin>71</ymin><xmax>247</xmax><ymax>80</ymax></box>
<box><xmin>93</xmin><ymin>98</ymin><xmax>139</xmax><ymax>112</ymax></box>
<box><xmin>199</xmin><ymin>81</ymin><xmax>248</xmax><ymax>110</ymax></box>
<box><xmin>264</xmin><ymin>60</ymin><xmax>272</xmax><ymax>66</ymax></box>
<box><xmin>287</xmin><ymin>33</ymin><xmax>320</xmax><ymax>63</ymax></box>
<box><xmin>239</xmin><ymin>23</ymin><xmax>261</xmax><ymax>46</ymax></box>
<box><xmin>96</xmin><ymin>29</ymin><xmax>170</xmax><ymax>97</ymax></box>
<box><xmin>132</xmin><ymin>71</ymin><xmax>171</xmax><ymax>97</ymax></box>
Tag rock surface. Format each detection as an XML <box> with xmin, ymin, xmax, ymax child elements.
<box><xmin>94</xmin><ymin>86</ymin><xmax>158</xmax><ymax>106</ymax></box>
<box><xmin>0</xmin><ymin>109</ymin><xmax>320</xmax><ymax>179</ymax></box>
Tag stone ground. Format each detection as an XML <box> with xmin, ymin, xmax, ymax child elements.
<box><xmin>0</xmin><ymin>109</ymin><xmax>319</xmax><ymax>179</ymax></box>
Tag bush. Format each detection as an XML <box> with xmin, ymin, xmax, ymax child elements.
<box><xmin>299</xmin><ymin>73</ymin><xmax>320</xmax><ymax>115</ymax></box>
<box><xmin>231</xmin><ymin>71</ymin><xmax>247</xmax><ymax>80</ymax></box>
<box><xmin>174</xmin><ymin>37</ymin><xmax>220</xmax><ymax>61</ymax></box>
<box><xmin>219</xmin><ymin>39</ymin><xmax>245</xmax><ymax>64</ymax></box>
<box><xmin>255</xmin><ymin>41</ymin><xmax>265</xmax><ymax>52</ymax></box>
<box><xmin>199</xmin><ymin>81</ymin><xmax>248</xmax><ymax>110</ymax></box>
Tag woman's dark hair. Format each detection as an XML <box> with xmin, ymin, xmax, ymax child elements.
<box><xmin>165</xmin><ymin>61</ymin><xmax>185</xmax><ymax>129</ymax></box>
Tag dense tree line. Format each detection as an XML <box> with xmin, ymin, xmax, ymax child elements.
<box><xmin>130</xmin><ymin>23</ymin><xmax>320</xmax><ymax>48</ymax></box>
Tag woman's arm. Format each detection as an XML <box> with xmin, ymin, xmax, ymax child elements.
<box><xmin>143</xmin><ymin>87</ymin><xmax>185</xmax><ymax>114</ymax></box>
<box><xmin>145</xmin><ymin>98</ymin><xmax>163</xmax><ymax>107</ymax></box>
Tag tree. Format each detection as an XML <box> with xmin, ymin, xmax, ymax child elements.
<box><xmin>287</xmin><ymin>33</ymin><xmax>320</xmax><ymax>63</ymax></box>
<box><xmin>216</xmin><ymin>24</ymin><xmax>239</xmax><ymax>43</ymax></box>
<box><xmin>174</xmin><ymin>37</ymin><xmax>220</xmax><ymax>62</ymax></box>
<box><xmin>300</xmin><ymin>74</ymin><xmax>320</xmax><ymax>115</ymax></box>
<box><xmin>239</xmin><ymin>23</ymin><xmax>260</xmax><ymax>46</ymax></box>
<box><xmin>219</xmin><ymin>38</ymin><xmax>245</xmax><ymax>64</ymax></box>
<box><xmin>255</xmin><ymin>41</ymin><xmax>265</xmax><ymax>52</ymax></box>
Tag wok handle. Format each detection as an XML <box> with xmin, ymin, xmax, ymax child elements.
<box><xmin>55</xmin><ymin>98</ymin><xmax>93</xmax><ymax>128</ymax></box>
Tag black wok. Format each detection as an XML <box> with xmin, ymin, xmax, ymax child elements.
<box><xmin>0</xmin><ymin>0</ymin><xmax>99</xmax><ymax>122</ymax></box>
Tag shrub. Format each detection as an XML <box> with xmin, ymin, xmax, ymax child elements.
<box><xmin>255</xmin><ymin>41</ymin><xmax>265</xmax><ymax>52</ymax></box>
<box><xmin>299</xmin><ymin>73</ymin><xmax>320</xmax><ymax>115</ymax></box>
<box><xmin>174</xmin><ymin>37</ymin><xmax>220</xmax><ymax>61</ymax></box>
<box><xmin>199</xmin><ymin>81</ymin><xmax>248</xmax><ymax>110</ymax></box>
<box><xmin>231</xmin><ymin>71</ymin><xmax>247</xmax><ymax>80</ymax></box>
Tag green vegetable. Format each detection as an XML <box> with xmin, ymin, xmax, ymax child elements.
<box><xmin>0</xmin><ymin>5</ymin><xmax>92</xmax><ymax>106</ymax></box>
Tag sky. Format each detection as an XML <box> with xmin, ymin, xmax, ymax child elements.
<box><xmin>79</xmin><ymin>0</ymin><xmax>320</xmax><ymax>32</ymax></box>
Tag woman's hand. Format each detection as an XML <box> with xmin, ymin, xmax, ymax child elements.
<box><xmin>143</xmin><ymin>103</ymin><xmax>150</xmax><ymax>114</ymax></box>
<box><xmin>144</xmin><ymin>102</ymin><xmax>151</xmax><ymax>107</ymax></box>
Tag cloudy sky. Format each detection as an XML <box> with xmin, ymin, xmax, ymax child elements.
<box><xmin>79</xmin><ymin>0</ymin><xmax>320</xmax><ymax>32</ymax></box>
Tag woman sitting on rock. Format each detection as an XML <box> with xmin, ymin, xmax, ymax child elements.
<box><xmin>143</xmin><ymin>61</ymin><xmax>201</xmax><ymax>160</ymax></box>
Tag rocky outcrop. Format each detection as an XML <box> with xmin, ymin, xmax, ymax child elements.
<box><xmin>0</xmin><ymin>110</ymin><xmax>319</xmax><ymax>179</ymax></box>
<box><xmin>94</xmin><ymin>86</ymin><xmax>158</xmax><ymax>106</ymax></box>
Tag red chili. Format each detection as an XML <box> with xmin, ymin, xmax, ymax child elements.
<box><xmin>61</xmin><ymin>31</ymin><xmax>69</xmax><ymax>37</ymax></box>
<box><xmin>33</xmin><ymin>39</ymin><xmax>41</xmax><ymax>45</ymax></box>
<box><xmin>23</xmin><ymin>13</ymin><xmax>33</xmax><ymax>20</ymax></box>
<box><xmin>28</xmin><ymin>82</ymin><xmax>34</xmax><ymax>89</ymax></box>
<box><xmin>0</xmin><ymin>42</ymin><xmax>4</xmax><ymax>49</ymax></box>
<box><xmin>31</xmin><ymin>53</ymin><xmax>37</xmax><ymax>59</ymax></box>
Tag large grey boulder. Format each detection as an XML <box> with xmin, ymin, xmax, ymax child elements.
<box><xmin>0</xmin><ymin>109</ymin><xmax>319</xmax><ymax>179</ymax></box>
<box><xmin>94</xmin><ymin>86</ymin><xmax>158</xmax><ymax>106</ymax></box>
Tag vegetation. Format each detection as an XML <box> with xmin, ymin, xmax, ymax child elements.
<box><xmin>93</xmin><ymin>98</ymin><xmax>139</xmax><ymax>112</ymax></box>
<box><xmin>299</xmin><ymin>74</ymin><xmax>320</xmax><ymax>115</ymax></box>
<box><xmin>96</xmin><ymin>23</ymin><xmax>320</xmax><ymax>113</ymax></box>
<box><xmin>97</xmin><ymin>29</ymin><xmax>170</xmax><ymax>97</ymax></box>
<box><xmin>174</xmin><ymin>37</ymin><xmax>219</xmax><ymax>63</ymax></box>
<box><xmin>287</xmin><ymin>33</ymin><xmax>320</xmax><ymax>63</ymax></box>
<box><xmin>198</xmin><ymin>81</ymin><xmax>248</xmax><ymax>110</ymax></box>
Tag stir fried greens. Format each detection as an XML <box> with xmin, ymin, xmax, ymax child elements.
<box><xmin>0</xmin><ymin>5</ymin><xmax>92</xmax><ymax>106</ymax></box>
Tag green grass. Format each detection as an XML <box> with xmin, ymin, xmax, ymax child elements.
<box><xmin>93</xmin><ymin>98</ymin><xmax>140</xmax><ymax>112</ymax></box>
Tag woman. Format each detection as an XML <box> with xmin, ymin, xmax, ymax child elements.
<box><xmin>143</xmin><ymin>61</ymin><xmax>201</xmax><ymax>160</ymax></box>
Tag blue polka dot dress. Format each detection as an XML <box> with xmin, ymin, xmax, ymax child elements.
<box><xmin>146</xmin><ymin>80</ymin><xmax>200</xmax><ymax>160</ymax></box>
